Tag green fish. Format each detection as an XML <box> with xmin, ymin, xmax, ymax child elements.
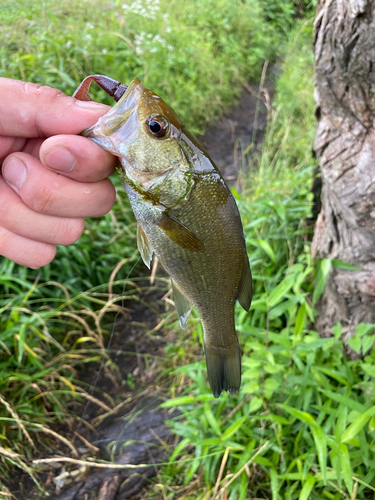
<box><xmin>75</xmin><ymin>76</ymin><xmax>252</xmax><ymax>397</ymax></box>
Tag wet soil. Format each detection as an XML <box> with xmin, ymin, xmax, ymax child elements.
<box><xmin>13</xmin><ymin>81</ymin><xmax>272</xmax><ymax>500</ymax></box>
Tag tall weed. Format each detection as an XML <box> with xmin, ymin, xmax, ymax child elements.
<box><xmin>1</xmin><ymin>0</ymin><xmax>286</xmax><ymax>134</ymax></box>
<box><xmin>149</xmin><ymin>21</ymin><xmax>375</xmax><ymax>500</ymax></box>
<box><xmin>0</xmin><ymin>0</ymin><xmax>303</xmax><ymax>492</ymax></box>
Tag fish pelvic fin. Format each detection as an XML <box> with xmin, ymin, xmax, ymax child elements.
<box><xmin>204</xmin><ymin>341</ymin><xmax>241</xmax><ymax>398</ymax></box>
<box><xmin>238</xmin><ymin>251</ymin><xmax>252</xmax><ymax>312</ymax></box>
<box><xmin>137</xmin><ymin>223</ymin><xmax>153</xmax><ymax>269</ymax></box>
<box><xmin>171</xmin><ymin>280</ymin><xmax>192</xmax><ymax>329</ymax></box>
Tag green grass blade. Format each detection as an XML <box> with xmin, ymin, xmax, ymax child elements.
<box><xmin>311</xmin><ymin>426</ymin><xmax>327</xmax><ymax>484</ymax></box>
<box><xmin>298</xmin><ymin>474</ymin><xmax>316</xmax><ymax>500</ymax></box>
<box><xmin>339</xmin><ymin>443</ymin><xmax>353</xmax><ymax>494</ymax></box>
<box><xmin>341</xmin><ymin>405</ymin><xmax>375</xmax><ymax>443</ymax></box>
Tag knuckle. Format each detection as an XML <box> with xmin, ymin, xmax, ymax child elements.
<box><xmin>24</xmin><ymin>82</ymin><xmax>66</xmax><ymax>105</ymax></box>
<box><xmin>23</xmin><ymin>83</ymin><xmax>67</xmax><ymax>136</ymax></box>
<box><xmin>96</xmin><ymin>182</ymin><xmax>116</xmax><ymax>215</ymax></box>
<box><xmin>29</xmin><ymin>185</ymin><xmax>55</xmax><ymax>214</ymax></box>
<box><xmin>58</xmin><ymin>218</ymin><xmax>85</xmax><ymax>245</ymax></box>
<box><xmin>0</xmin><ymin>198</ymin><xmax>12</xmax><ymax>226</ymax></box>
<box><xmin>0</xmin><ymin>227</ymin><xmax>10</xmax><ymax>252</ymax></box>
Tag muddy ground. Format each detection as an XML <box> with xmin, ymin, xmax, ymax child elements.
<box><xmin>12</xmin><ymin>80</ymin><xmax>271</xmax><ymax>500</ymax></box>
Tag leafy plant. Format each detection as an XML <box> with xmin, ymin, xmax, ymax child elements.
<box><xmin>144</xmin><ymin>21</ymin><xmax>375</xmax><ymax>500</ymax></box>
<box><xmin>0</xmin><ymin>0</ymin><xmax>307</xmax><ymax>494</ymax></box>
<box><xmin>0</xmin><ymin>0</ymin><xmax>294</xmax><ymax>135</ymax></box>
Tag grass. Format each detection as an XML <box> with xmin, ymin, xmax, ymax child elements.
<box><xmin>3</xmin><ymin>2</ymin><xmax>372</xmax><ymax>500</ymax></box>
<box><xmin>0</xmin><ymin>0</ymin><xmax>310</xmax><ymax>496</ymax></box>
<box><xmin>0</xmin><ymin>0</ymin><xmax>292</xmax><ymax>135</ymax></box>
<box><xmin>143</xmin><ymin>23</ymin><xmax>375</xmax><ymax>500</ymax></box>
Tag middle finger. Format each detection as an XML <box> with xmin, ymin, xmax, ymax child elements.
<box><xmin>2</xmin><ymin>152</ymin><xmax>116</xmax><ymax>217</ymax></box>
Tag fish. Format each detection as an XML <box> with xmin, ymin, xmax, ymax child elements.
<box><xmin>75</xmin><ymin>76</ymin><xmax>252</xmax><ymax>397</ymax></box>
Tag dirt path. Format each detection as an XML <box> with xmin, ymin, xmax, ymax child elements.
<box><xmin>16</xmin><ymin>82</ymin><xmax>271</xmax><ymax>500</ymax></box>
<box><xmin>200</xmin><ymin>81</ymin><xmax>271</xmax><ymax>186</ymax></box>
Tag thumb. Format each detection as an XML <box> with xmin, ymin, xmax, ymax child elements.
<box><xmin>0</xmin><ymin>78</ymin><xmax>110</xmax><ymax>138</ymax></box>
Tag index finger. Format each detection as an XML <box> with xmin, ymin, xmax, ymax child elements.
<box><xmin>0</xmin><ymin>78</ymin><xmax>110</xmax><ymax>138</ymax></box>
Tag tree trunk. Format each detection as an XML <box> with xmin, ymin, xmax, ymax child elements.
<box><xmin>312</xmin><ymin>0</ymin><xmax>375</xmax><ymax>338</ymax></box>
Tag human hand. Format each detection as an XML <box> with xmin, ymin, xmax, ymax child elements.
<box><xmin>0</xmin><ymin>77</ymin><xmax>117</xmax><ymax>269</ymax></box>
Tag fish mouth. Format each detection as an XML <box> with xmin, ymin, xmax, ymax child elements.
<box><xmin>81</xmin><ymin>78</ymin><xmax>144</xmax><ymax>155</ymax></box>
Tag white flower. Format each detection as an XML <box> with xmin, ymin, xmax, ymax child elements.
<box><xmin>86</xmin><ymin>23</ymin><xmax>94</xmax><ymax>29</ymax></box>
<box><xmin>102</xmin><ymin>48</ymin><xmax>107</xmax><ymax>54</ymax></box>
<box><xmin>65</xmin><ymin>40</ymin><xmax>72</xmax><ymax>48</ymax></box>
<box><xmin>121</xmin><ymin>0</ymin><xmax>160</xmax><ymax>19</ymax></box>
<box><xmin>153</xmin><ymin>34</ymin><xmax>166</xmax><ymax>46</ymax></box>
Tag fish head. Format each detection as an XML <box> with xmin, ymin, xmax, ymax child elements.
<box><xmin>82</xmin><ymin>78</ymin><xmax>193</xmax><ymax>207</ymax></box>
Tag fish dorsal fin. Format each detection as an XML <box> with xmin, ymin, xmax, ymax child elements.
<box><xmin>238</xmin><ymin>251</ymin><xmax>252</xmax><ymax>312</ymax></box>
<box><xmin>137</xmin><ymin>223</ymin><xmax>153</xmax><ymax>269</ymax></box>
<box><xmin>171</xmin><ymin>280</ymin><xmax>192</xmax><ymax>329</ymax></box>
<box><xmin>157</xmin><ymin>213</ymin><xmax>203</xmax><ymax>252</ymax></box>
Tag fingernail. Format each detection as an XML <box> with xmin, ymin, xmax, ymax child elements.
<box><xmin>45</xmin><ymin>147</ymin><xmax>76</xmax><ymax>172</ymax></box>
<box><xmin>75</xmin><ymin>99</ymin><xmax>108</xmax><ymax>110</ymax></box>
<box><xmin>2</xmin><ymin>157</ymin><xmax>27</xmax><ymax>191</ymax></box>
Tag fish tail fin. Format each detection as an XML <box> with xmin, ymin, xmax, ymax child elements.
<box><xmin>204</xmin><ymin>341</ymin><xmax>241</xmax><ymax>398</ymax></box>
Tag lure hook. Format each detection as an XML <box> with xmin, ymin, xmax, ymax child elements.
<box><xmin>73</xmin><ymin>75</ymin><xmax>128</xmax><ymax>102</ymax></box>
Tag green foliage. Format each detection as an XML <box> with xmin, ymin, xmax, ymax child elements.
<box><xmin>150</xmin><ymin>22</ymin><xmax>375</xmax><ymax>499</ymax></box>
<box><xmin>5</xmin><ymin>2</ymin><xmax>372</xmax><ymax>499</ymax></box>
<box><xmin>260</xmin><ymin>0</ymin><xmax>317</xmax><ymax>32</ymax></box>
<box><xmin>0</xmin><ymin>0</ymin><xmax>294</xmax><ymax>134</ymax></box>
<box><xmin>347</xmin><ymin>323</ymin><xmax>375</xmax><ymax>357</ymax></box>
<box><xmin>0</xmin><ymin>0</ymin><xmax>308</xmax><ymax>492</ymax></box>
<box><xmin>0</xmin><ymin>181</ymin><xmax>140</xmax><ymax>489</ymax></box>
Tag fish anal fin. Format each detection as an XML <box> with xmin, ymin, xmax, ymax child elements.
<box><xmin>157</xmin><ymin>213</ymin><xmax>203</xmax><ymax>252</ymax></box>
<box><xmin>204</xmin><ymin>342</ymin><xmax>241</xmax><ymax>398</ymax></box>
<box><xmin>137</xmin><ymin>224</ymin><xmax>153</xmax><ymax>269</ymax></box>
<box><xmin>172</xmin><ymin>280</ymin><xmax>192</xmax><ymax>329</ymax></box>
<box><xmin>238</xmin><ymin>252</ymin><xmax>252</xmax><ymax>312</ymax></box>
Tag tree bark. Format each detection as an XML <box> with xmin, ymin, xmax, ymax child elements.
<box><xmin>312</xmin><ymin>0</ymin><xmax>375</xmax><ymax>338</ymax></box>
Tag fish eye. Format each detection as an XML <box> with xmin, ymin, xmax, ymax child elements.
<box><xmin>146</xmin><ymin>115</ymin><xmax>169</xmax><ymax>138</ymax></box>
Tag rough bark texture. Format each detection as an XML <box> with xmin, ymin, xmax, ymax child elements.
<box><xmin>312</xmin><ymin>0</ymin><xmax>375</xmax><ymax>338</ymax></box>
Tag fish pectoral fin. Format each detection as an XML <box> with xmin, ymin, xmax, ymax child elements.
<box><xmin>238</xmin><ymin>252</ymin><xmax>252</xmax><ymax>312</ymax></box>
<box><xmin>137</xmin><ymin>224</ymin><xmax>153</xmax><ymax>269</ymax></box>
<box><xmin>171</xmin><ymin>280</ymin><xmax>192</xmax><ymax>329</ymax></box>
<box><xmin>157</xmin><ymin>213</ymin><xmax>203</xmax><ymax>252</ymax></box>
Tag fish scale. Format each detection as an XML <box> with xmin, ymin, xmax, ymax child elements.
<box><xmin>79</xmin><ymin>76</ymin><xmax>252</xmax><ymax>397</ymax></box>
<box><xmin>126</xmin><ymin>171</ymin><xmax>247</xmax><ymax>397</ymax></box>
